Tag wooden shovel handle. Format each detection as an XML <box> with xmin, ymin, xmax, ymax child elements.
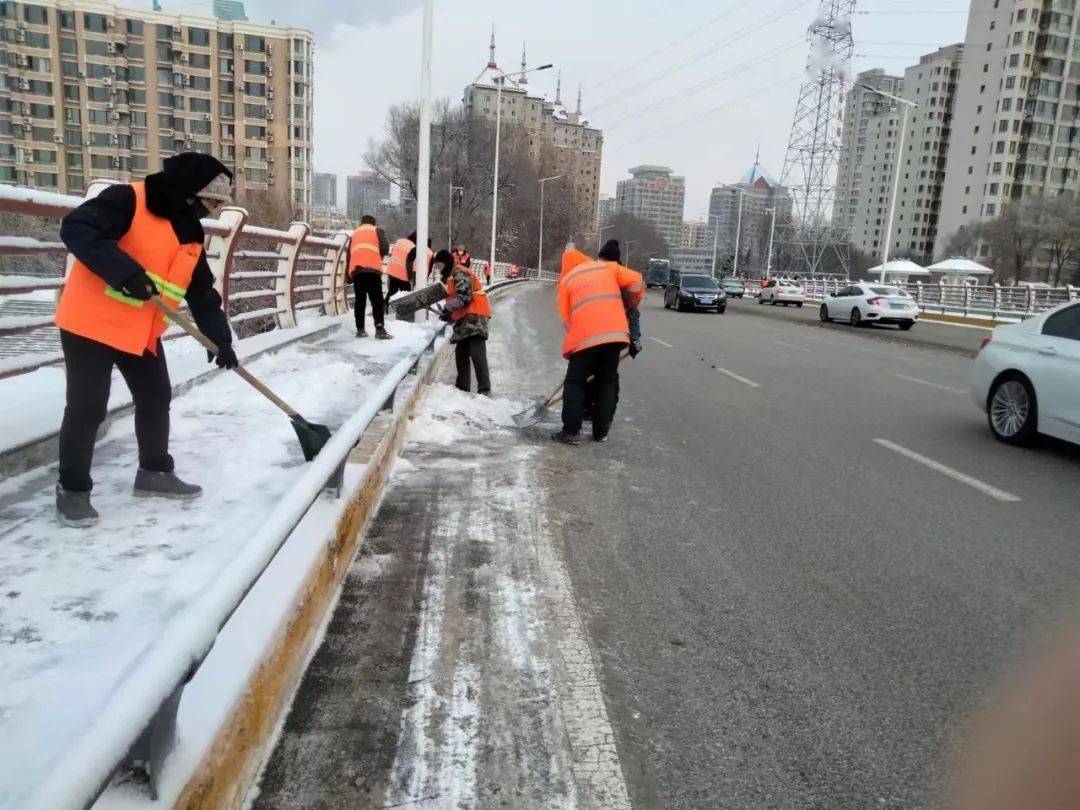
<box><xmin>547</xmin><ymin>348</ymin><xmax>631</xmax><ymax>409</ymax></box>
<box><xmin>149</xmin><ymin>296</ymin><xmax>301</xmax><ymax>419</ymax></box>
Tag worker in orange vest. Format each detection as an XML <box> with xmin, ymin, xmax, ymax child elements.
<box><xmin>436</xmin><ymin>248</ymin><xmax>492</xmax><ymax>395</ymax></box>
<box><xmin>348</xmin><ymin>214</ymin><xmax>391</xmax><ymax>339</ymax></box>
<box><xmin>53</xmin><ymin>153</ymin><xmax>238</xmax><ymax>526</ymax></box>
<box><xmin>552</xmin><ymin>246</ymin><xmax>644</xmax><ymax>445</ymax></box>
<box><xmin>455</xmin><ymin>244</ymin><xmax>471</xmax><ymax>269</ymax></box>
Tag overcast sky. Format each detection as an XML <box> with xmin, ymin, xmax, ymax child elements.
<box><xmin>151</xmin><ymin>0</ymin><xmax>972</xmax><ymax>219</ymax></box>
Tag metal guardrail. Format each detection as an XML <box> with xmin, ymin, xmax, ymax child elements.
<box><xmin>747</xmin><ymin>275</ymin><xmax>1079</xmax><ymax>320</ymax></box>
<box><xmin>29</xmin><ymin>277</ymin><xmax>529</xmax><ymax>809</ymax></box>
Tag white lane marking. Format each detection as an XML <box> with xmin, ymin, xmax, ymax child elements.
<box><xmin>872</xmin><ymin>439</ymin><xmax>1022</xmax><ymax>503</ymax></box>
<box><xmin>772</xmin><ymin>340</ymin><xmax>811</xmax><ymax>352</ymax></box>
<box><xmin>714</xmin><ymin>367</ymin><xmax>762</xmax><ymax>388</ymax></box>
<box><xmin>891</xmin><ymin>372</ymin><xmax>966</xmax><ymax>395</ymax></box>
<box><xmin>650</xmin><ymin>337</ymin><xmax>674</xmax><ymax>348</ymax></box>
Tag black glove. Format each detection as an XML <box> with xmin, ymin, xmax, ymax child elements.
<box><xmin>629</xmin><ymin>339</ymin><xmax>643</xmax><ymax>358</ymax></box>
<box><xmin>208</xmin><ymin>344</ymin><xmax>239</xmax><ymax>370</ymax></box>
<box><xmin>119</xmin><ymin>271</ymin><xmax>157</xmax><ymax>301</ymax></box>
<box><xmin>438</xmin><ymin>306</ymin><xmax>452</xmax><ymax>323</ymax></box>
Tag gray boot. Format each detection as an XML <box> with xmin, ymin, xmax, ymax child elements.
<box><xmin>56</xmin><ymin>484</ymin><xmax>100</xmax><ymax>528</ymax></box>
<box><xmin>133</xmin><ymin>469</ymin><xmax>203</xmax><ymax>500</ymax></box>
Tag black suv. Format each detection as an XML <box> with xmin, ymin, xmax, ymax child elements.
<box><xmin>664</xmin><ymin>274</ymin><xmax>726</xmax><ymax>313</ymax></box>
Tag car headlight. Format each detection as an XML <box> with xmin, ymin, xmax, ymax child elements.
<box><xmin>679</xmin><ymin>291</ymin><xmax>693</xmax><ymax>298</ymax></box>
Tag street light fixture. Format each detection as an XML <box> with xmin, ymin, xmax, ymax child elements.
<box><xmin>537</xmin><ymin>173</ymin><xmax>565</xmax><ymax>275</ymax></box>
<box><xmin>858</xmin><ymin>83</ymin><xmax>918</xmax><ymax>282</ymax></box>
<box><xmin>489</xmin><ymin>62</ymin><xmax>554</xmax><ymax>278</ymax></box>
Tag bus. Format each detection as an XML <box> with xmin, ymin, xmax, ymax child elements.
<box><xmin>644</xmin><ymin>258</ymin><xmax>672</xmax><ymax>288</ymax></box>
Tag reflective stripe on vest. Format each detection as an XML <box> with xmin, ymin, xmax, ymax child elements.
<box><xmin>55</xmin><ymin>181</ymin><xmax>202</xmax><ymax>356</ymax></box>
<box><xmin>349</xmin><ymin>224</ymin><xmax>382</xmax><ymax>275</ymax></box>
<box><xmin>448</xmin><ymin>268</ymin><xmax>492</xmax><ymax>321</ymax></box>
<box><xmin>559</xmin><ymin>260</ymin><xmax>630</xmax><ymax>358</ymax></box>
<box><xmin>387</xmin><ymin>238</ymin><xmax>413</xmax><ymax>282</ymax></box>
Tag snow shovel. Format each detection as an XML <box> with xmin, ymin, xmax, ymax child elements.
<box><xmin>389</xmin><ymin>281</ymin><xmax>448</xmax><ymax>319</ymax></box>
<box><xmin>150</xmin><ymin>297</ymin><xmax>332</xmax><ymax>462</ymax></box>
<box><xmin>513</xmin><ymin>349</ymin><xmax>630</xmax><ymax>428</ymax></box>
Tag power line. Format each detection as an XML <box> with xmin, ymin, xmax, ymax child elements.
<box><xmin>589</xmin><ymin>0</ymin><xmax>814</xmax><ymax>115</ymax></box>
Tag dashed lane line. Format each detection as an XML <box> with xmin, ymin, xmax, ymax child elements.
<box><xmin>650</xmin><ymin>337</ymin><xmax>675</xmax><ymax>348</ymax></box>
<box><xmin>873</xmin><ymin>438</ymin><xmax>1022</xmax><ymax>503</ymax></box>
<box><xmin>772</xmin><ymin>340</ymin><xmax>812</xmax><ymax>352</ymax></box>
<box><xmin>891</xmin><ymin>372</ymin><xmax>966</xmax><ymax>395</ymax></box>
<box><xmin>714</xmin><ymin>367</ymin><xmax>762</xmax><ymax>389</ymax></box>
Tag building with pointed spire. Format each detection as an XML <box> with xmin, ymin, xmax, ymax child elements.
<box><xmin>463</xmin><ymin>31</ymin><xmax>603</xmax><ymax>230</ymax></box>
<box><xmin>707</xmin><ymin>154</ymin><xmax>791</xmax><ymax>275</ymax></box>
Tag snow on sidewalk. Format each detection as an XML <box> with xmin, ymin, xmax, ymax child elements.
<box><xmin>0</xmin><ymin>317</ymin><xmax>438</xmax><ymax>809</ymax></box>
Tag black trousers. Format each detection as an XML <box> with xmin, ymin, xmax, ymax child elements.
<box><xmin>387</xmin><ymin>276</ymin><xmax>413</xmax><ymax>322</ymax></box>
<box><xmin>454</xmin><ymin>336</ymin><xmax>491</xmax><ymax>394</ymax></box>
<box><xmin>562</xmin><ymin>343</ymin><xmax>623</xmax><ymax>438</ymax></box>
<box><xmin>58</xmin><ymin>329</ymin><xmax>174</xmax><ymax>492</ymax></box>
<box><xmin>352</xmin><ymin>272</ymin><xmax>384</xmax><ymax>330</ymax></box>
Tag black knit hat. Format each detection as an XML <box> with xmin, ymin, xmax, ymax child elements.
<box><xmin>598</xmin><ymin>239</ymin><xmax>621</xmax><ymax>262</ymax></box>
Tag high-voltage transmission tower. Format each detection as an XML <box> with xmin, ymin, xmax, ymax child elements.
<box><xmin>778</xmin><ymin>0</ymin><xmax>856</xmax><ymax>276</ymax></box>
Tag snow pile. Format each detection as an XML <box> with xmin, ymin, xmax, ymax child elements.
<box><xmin>406</xmin><ymin>383</ymin><xmax>521</xmax><ymax>446</ymax></box>
<box><xmin>0</xmin><ymin>317</ymin><xmax>439</xmax><ymax>809</ymax></box>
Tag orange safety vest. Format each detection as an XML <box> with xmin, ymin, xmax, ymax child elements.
<box><xmin>447</xmin><ymin>267</ymin><xmax>492</xmax><ymax>321</ymax></box>
<box><xmin>557</xmin><ymin>249</ymin><xmax>643</xmax><ymax>359</ymax></box>
<box><xmin>387</xmin><ymin>237</ymin><xmax>413</xmax><ymax>282</ymax></box>
<box><xmin>348</xmin><ymin>223</ymin><xmax>382</xmax><ymax>277</ymax></box>
<box><xmin>55</xmin><ymin>181</ymin><xmax>201</xmax><ymax>356</ymax></box>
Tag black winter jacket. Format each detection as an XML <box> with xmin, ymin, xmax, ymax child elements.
<box><xmin>60</xmin><ymin>183</ymin><xmax>233</xmax><ymax>351</ymax></box>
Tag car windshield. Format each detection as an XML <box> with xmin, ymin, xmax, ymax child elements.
<box><xmin>723</xmin><ymin>279</ymin><xmax>742</xmax><ymax>286</ymax></box>
<box><xmin>683</xmin><ymin>276</ymin><xmax>718</xmax><ymax>290</ymax></box>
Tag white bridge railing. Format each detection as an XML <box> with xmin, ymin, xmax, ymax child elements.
<box><xmin>0</xmin><ymin>181</ymin><xmax>533</xmax><ymax>380</ymax></box>
<box><xmin>790</xmin><ymin>276</ymin><xmax>1079</xmax><ymax>320</ymax></box>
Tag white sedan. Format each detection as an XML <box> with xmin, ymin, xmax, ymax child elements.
<box><xmin>971</xmin><ymin>300</ymin><xmax>1080</xmax><ymax>446</ymax></box>
<box><xmin>759</xmin><ymin>279</ymin><xmax>805</xmax><ymax>307</ymax></box>
<box><xmin>819</xmin><ymin>283</ymin><xmax>919</xmax><ymax>330</ymax></box>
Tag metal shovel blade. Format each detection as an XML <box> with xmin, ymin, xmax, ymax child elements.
<box><xmin>290</xmin><ymin>415</ymin><xmax>332</xmax><ymax>462</ymax></box>
<box><xmin>512</xmin><ymin>404</ymin><xmax>550</xmax><ymax>429</ymax></box>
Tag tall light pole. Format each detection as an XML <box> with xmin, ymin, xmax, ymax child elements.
<box><xmin>708</xmin><ymin>213</ymin><xmax>722</xmax><ymax>277</ymax></box>
<box><xmin>448</xmin><ymin>183</ymin><xmax>463</xmax><ymax>249</ymax></box>
<box><xmin>537</xmin><ymin>173</ymin><xmax>565</xmax><ymax>274</ymax></box>
<box><xmin>764</xmin><ymin>207</ymin><xmax>777</xmax><ymax>278</ymax></box>
<box><xmin>859</xmin><ymin>83</ymin><xmax>917</xmax><ymax>282</ymax></box>
<box><xmin>597</xmin><ymin>223</ymin><xmax>615</xmax><ymax>254</ymax></box>
<box><xmin>624</xmin><ymin>239</ymin><xmax>637</xmax><ymax>268</ymax></box>
<box><xmin>414</xmin><ymin>0</ymin><xmax>434</xmax><ymax>300</ymax></box>
<box><xmin>489</xmin><ymin>62</ymin><xmax>553</xmax><ymax>278</ymax></box>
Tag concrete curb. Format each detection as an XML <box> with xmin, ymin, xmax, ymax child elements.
<box><xmin>169</xmin><ymin>284</ymin><xmax>521</xmax><ymax>809</ymax></box>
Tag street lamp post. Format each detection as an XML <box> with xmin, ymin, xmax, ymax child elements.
<box><xmin>414</xmin><ymin>0</ymin><xmax>434</xmax><ymax>301</ymax></box>
<box><xmin>448</xmin><ymin>183</ymin><xmax>463</xmax><ymax>249</ymax></box>
<box><xmin>764</xmin><ymin>207</ymin><xmax>778</xmax><ymax>278</ymax></box>
<box><xmin>708</xmin><ymin>213</ymin><xmax>722</xmax><ymax>277</ymax></box>
<box><xmin>597</xmin><ymin>223</ymin><xmax>615</xmax><ymax>254</ymax></box>
<box><xmin>489</xmin><ymin>62</ymin><xmax>553</xmax><ymax>279</ymax></box>
<box><xmin>624</xmin><ymin>239</ymin><xmax>637</xmax><ymax>267</ymax></box>
<box><xmin>859</xmin><ymin>83</ymin><xmax>917</xmax><ymax>282</ymax></box>
<box><xmin>537</xmin><ymin>173</ymin><xmax>565</xmax><ymax>275</ymax></box>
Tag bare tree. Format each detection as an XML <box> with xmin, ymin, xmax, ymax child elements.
<box><xmin>981</xmin><ymin>204</ymin><xmax>1050</xmax><ymax>283</ymax></box>
<box><xmin>602</xmin><ymin>213</ymin><xmax>670</xmax><ymax>271</ymax></box>
<box><xmin>1030</xmin><ymin>196</ymin><xmax>1080</xmax><ymax>285</ymax></box>
<box><xmin>942</xmin><ymin>222</ymin><xmax>984</xmax><ymax>260</ymax></box>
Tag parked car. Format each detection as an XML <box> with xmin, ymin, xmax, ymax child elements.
<box><xmin>759</xmin><ymin>279</ymin><xmax>805</xmax><ymax>307</ymax></box>
<box><xmin>819</xmin><ymin>283</ymin><xmax>919</xmax><ymax>329</ymax></box>
<box><xmin>720</xmin><ymin>277</ymin><xmax>746</xmax><ymax>298</ymax></box>
<box><xmin>971</xmin><ymin>300</ymin><xmax>1080</xmax><ymax>446</ymax></box>
<box><xmin>664</xmin><ymin>274</ymin><xmax>727</xmax><ymax>312</ymax></box>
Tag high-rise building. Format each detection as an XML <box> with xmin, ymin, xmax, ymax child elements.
<box><xmin>936</xmin><ymin>0</ymin><xmax>1064</xmax><ymax>260</ymax></box>
<box><xmin>708</xmin><ymin>160</ymin><xmax>790</xmax><ymax>274</ymax></box>
<box><xmin>463</xmin><ymin>34</ymin><xmax>603</xmax><ymax>231</ymax></box>
<box><xmin>0</xmin><ymin>0</ymin><xmax>315</xmax><ymax>218</ymax></box>
<box><xmin>346</xmin><ymin>171</ymin><xmax>391</xmax><ymax>220</ymax></box>
<box><xmin>849</xmin><ymin>46</ymin><xmax>963</xmax><ymax>263</ymax></box>
<box><xmin>835</xmin><ymin>69</ymin><xmax>903</xmax><ymax>237</ymax></box>
<box><xmin>680</xmin><ymin>219</ymin><xmax>711</xmax><ymax>250</ymax></box>
<box><xmin>597</xmin><ymin>193</ymin><xmax>615</xmax><ymax>226</ymax></box>
<box><xmin>616</xmin><ymin>165</ymin><xmax>685</xmax><ymax>248</ymax></box>
<box><xmin>313</xmin><ymin>172</ymin><xmax>336</xmax><ymax>208</ymax></box>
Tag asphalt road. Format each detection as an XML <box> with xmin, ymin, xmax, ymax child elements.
<box><xmin>530</xmin><ymin>286</ymin><xmax>1080</xmax><ymax>808</ymax></box>
<box><xmin>257</xmin><ymin>284</ymin><xmax>1080</xmax><ymax>809</ymax></box>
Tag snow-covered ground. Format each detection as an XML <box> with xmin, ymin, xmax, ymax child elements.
<box><xmin>0</xmin><ymin>316</ymin><xmax>439</xmax><ymax>809</ymax></box>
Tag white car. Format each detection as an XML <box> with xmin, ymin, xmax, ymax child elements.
<box><xmin>970</xmin><ymin>300</ymin><xmax>1080</xmax><ymax>446</ymax></box>
<box><xmin>819</xmin><ymin>283</ymin><xmax>919</xmax><ymax>330</ymax></box>
<box><xmin>759</xmin><ymin>279</ymin><xmax>805</xmax><ymax>307</ymax></box>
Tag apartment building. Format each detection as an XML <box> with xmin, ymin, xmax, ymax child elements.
<box><xmin>0</xmin><ymin>0</ymin><xmax>314</xmax><ymax>218</ymax></box>
<box><xmin>850</xmin><ymin>45</ymin><xmax>963</xmax><ymax>262</ymax></box>
<box><xmin>616</xmin><ymin>165</ymin><xmax>685</xmax><ymax>248</ymax></box>
<box><xmin>937</xmin><ymin>0</ymin><xmax>1080</xmax><ymax>258</ymax></box>
<box><xmin>835</xmin><ymin>68</ymin><xmax>903</xmax><ymax>237</ymax></box>
<box><xmin>680</xmin><ymin>218</ymin><xmax>711</xmax><ymax>250</ymax></box>
<box><xmin>313</xmin><ymin>171</ymin><xmax>335</xmax><ymax>208</ymax></box>
<box><xmin>464</xmin><ymin>36</ymin><xmax>603</xmax><ymax>231</ymax></box>
<box><xmin>708</xmin><ymin>161</ymin><xmax>790</xmax><ymax>272</ymax></box>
